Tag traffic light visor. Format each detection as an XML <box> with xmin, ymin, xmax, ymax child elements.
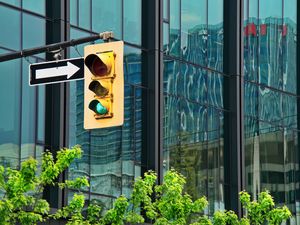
<box><xmin>84</xmin><ymin>52</ymin><xmax>113</xmax><ymax>76</ymax></box>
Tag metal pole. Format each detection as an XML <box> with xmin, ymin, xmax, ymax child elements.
<box><xmin>0</xmin><ymin>31</ymin><xmax>114</xmax><ymax>62</ymax></box>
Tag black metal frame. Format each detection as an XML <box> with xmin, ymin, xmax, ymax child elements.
<box><xmin>223</xmin><ymin>0</ymin><xmax>244</xmax><ymax>216</ymax></box>
<box><xmin>141</xmin><ymin>0</ymin><xmax>164</xmax><ymax>183</ymax></box>
<box><xmin>43</xmin><ymin>0</ymin><xmax>66</xmax><ymax>209</ymax></box>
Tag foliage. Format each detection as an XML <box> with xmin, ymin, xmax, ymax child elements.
<box><xmin>240</xmin><ymin>190</ymin><xmax>292</xmax><ymax>225</ymax></box>
<box><xmin>0</xmin><ymin>150</ymin><xmax>293</xmax><ymax>225</ymax></box>
<box><xmin>0</xmin><ymin>145</ymin><xmax>88</xmax><ymax>225</ymax></box>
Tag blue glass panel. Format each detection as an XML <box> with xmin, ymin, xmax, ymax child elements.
<box><xmin>244</xmin><ymin>0</ymin><xmax>258</xmax><ymax>82</ymax></box>
<box><xmin>78</xmin><ymin>0</ymin><xmax>90</xmax><ymax>29</ymax></box>
<box><xmin>259</xmin><ymin>87</ymin><xmax>282</xmax><ymax>126</ymax></box>
<box><xmin>21</xmin><ymin>58</ymin><xmax>36</xmax><ymax>160</ymax></box>
<box><xmin>0</xmin><ymin>6</ymin><xmax>21</xmax><ymax>50</ymax></box>
<box><xmin>244</xmin><ymin>82</ymin><xmax>258</xmax><ymax>118</ymax></box>
<box><xmin>283</xmin><ymin>0</ymin><xmax>296</xmax><ymax>94</ymax></box>
<box><xmin>207</xmin><ymin>72</ymin><xmax>223</xmax><ymax>109</ymax></box>
<box><xmin>208</xmin><ymin>0</ymin><xmax>223</xmax><ymax>71</ymax></box>
<box><xmin>69</xmin><ymin>28</ymin><xmax>90</xmax><ymax>58</ymax></box>
<box><xmin>181</xmin><ymin>0</ymin><xmax>207</xmax><ymax>65</ymax></box>
<box><xmin>124</xmin><ymin>45</ymin><xmax>141</xmax><ymax>85</ymax></box>
<box><xmin>282</xmin><ymin>93</ymin><xmax>297</xmax><ymax>129</ymax></box>
<box><xmin>92</xmin><ymin>0</ymin><xmax>122</xmax><ymax>40</ymax></box>
<box><xmin>258</xmin><ymin>0</ymin><xmax>283</xmax><ymax>90</ymax></box>
<box><xmin>169</xmin><ymin>0</ymin><xmax>180</xmax><ymax>57</ymax></box>
<box><xmin>23</xmin><ymin>0</ymin><xmax>45</xmax><ymax>15</ymax></box>
<box><xmin>124</xmin><ymin>0</ymin><xmax>141</xmax><ymax>45</ymax></box>
<box><xmin>0</xmin><ymin>0</ymin><xmax>20</xmax><ymax>6</ymax></box>
<box><xmin>163</xmin><ymin>22</ymin><xmax>169</xmax><ymax>53</ymax></box>
<box><xmin>0</xmin><ymin>53</ymin><xmax>21</xmax><ymax>168</ymax></box>
<box><xmin>163</xmin><ymin>0</ymin><xmax>169</xmax><ymax>20</ymax></box>
<box><xmin>70</xmin><ymin>0</ymin><xmax>78</xmax><ymax>25</ymax></box>
<box><xmin>23</xmin><ymin>13</ymin><xmax>45</xmax><ymax>57</ymax></box>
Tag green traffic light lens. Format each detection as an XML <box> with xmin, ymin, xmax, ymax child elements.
<box><xmin>95</xmin><ymin>102</ymin><xmax>108</xmax><ymax>115</ymax></box>
<box><xmin>89</xmin><ymin>100</ymin><xmax>108</xmax><ymax>115</ymax></box>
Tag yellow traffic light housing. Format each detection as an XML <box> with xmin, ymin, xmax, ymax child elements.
<box><xmin>84</xmin><ymin>41</ymin><xmax>124</xmax><ymax>129</ymax></box>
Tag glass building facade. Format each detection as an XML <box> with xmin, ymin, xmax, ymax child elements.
<box><xmin>0</xmin><ymin>0</ymin><xmax>299</xmax><ymax>223</ymax></box>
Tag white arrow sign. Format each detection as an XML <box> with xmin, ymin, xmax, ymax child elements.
<box><xmin>36</xmin><ymin>62</ymin><xmax>80</xmax><ymax>79</ymax></box>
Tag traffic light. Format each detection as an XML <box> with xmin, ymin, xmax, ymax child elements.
<box><xmin>84</xmin><ymin>41</ymin><xmax>124</xmax><ymax>129</ymax></box>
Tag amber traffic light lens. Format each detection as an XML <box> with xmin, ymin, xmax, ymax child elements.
<box><xmin>89</xmin><ymin>80</ymin><xmax>109</xmax><ymax>97</ymax></box>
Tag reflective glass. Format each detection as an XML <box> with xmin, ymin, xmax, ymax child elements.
<box><xmin>23</xmin><ymin>0</ymin><xmax>45</xmax><ymax>15</ymax></box>
<box><xmin>0</xmin><ymin>6</ymin><xmax>21</xmax><ymax>50</ymax></box>
<box><xmin>70</xmin><ymin>0</ymin><xmax>77</xmax><ymax>25</ymax></box>
<box><xmin>181</xmin><ymin>0</ymin><xmax>207</xmax><ymax>65</ymax></box>
<box><xmin>169</xmin><ymin>0</ymin><xmax>180</xmax><ymax>57</ymax></box>
<box><xmin>258</xmin><ymin>0</ymin><xmax>283</xmax><ymax>90</ymax></box>
<box><xmin>79</xmin><ymin>0</ymin><xmax>90</xmax><ymax>29</ymax></box>
<box><xmin>259</xmin><ymin>87</ymin><xmax>282</xmax><ymax>125</ymax></box>
<box><xmin>244</xmin><ymin>0</ymin><xmax>259</xmax><ymax>82</ymax></box>
<box><xmin>124</xmin><ymin>0</ymin><xmax>141</xmax><ymax>45</ymax></box>
<box><xmin>0</xmin><ymin>53</ymin><xmax>21</xmax><ymax>168</ymax></box>
<box><xmin>23</xmin><ymin>13</ymin><xmax>45</xmax><ymax>57</ymax></box>
<box><xmin>207</xmin><ymin>0</ymin><xmax>223</xmax><ymax>71</ymax></box>
<box><xmin>37</xmin><ymin>84</ymin><xmax>45</xmax><ymax>142</ymax></box>
<box><xmin>283</xmin><ymin>0</ymin><xmax>297</xmax><ymax>94</ymax></box>
<box><xmin>0</xmin><ymin>0</ymin><xmax>20</xmax><ymax>6</ymax></box>
<box><xmin>244</xmin><ymin>82</ymin><xmax>258</xmax><ymax>118</ymax></box>
<box><xmin>163</xmin><ymin>22</ymin><xmax>169</xmax><ymax>53</ymax></box>
<box><xmin>92</xmin><ymin>0</ymin><xmax>121</xmax><ymax>39</ymax></box>
<box><xmin>124</xmin><ymin>46</ymin><xmax>142</xmax><ymax>85</ymax></box>
<box><xmin>207</xmin><ymin>72</ymin><xmax>223</xmax><ymax>109</ymax></box>
<box><xmin>21</xmin><ymin>59</ymin><xmax>36</xmax><ymax>161</ymax></box>
<box><xmin>163</xmin><ymin>0</ymin><xmax>169</xmax><ymax>21</ymax></box>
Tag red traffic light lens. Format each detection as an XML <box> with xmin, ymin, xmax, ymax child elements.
<box><xmin>91</xmin><ymin>58</ymin><xmax>108</xmax><ymax>76</ymax></box>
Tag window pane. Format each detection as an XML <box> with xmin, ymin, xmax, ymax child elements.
<box><xmin>0</xmin><ymin>54</ymin><xmax>21</xmax><ymax>168</ymax></box>
<box><xmin>124</xmin><ymin>0</ymin><xmax>141</xmax><ymax>45</ymax></box>
<box><xmin>169</xmin><ymin>0</ymin><xmax>180</xmax><ymax>57</ymax></box>
<box><xmin>0</xmin><ymin>6</ymin><xmax>21</xmax><ymax>50</ymax></box>
<box><xmin>0</xmin><ymin>0</ymin><xmax>20</xmax><ymax>6</ymax></box>
<box><xmin>181</xmin><ymin>0</ymin><xmax>207</xmax><ymax>65</ymax></box>
<box><xmin>92</xmin><ymin>0</ymin><xmax>122</xmax><ymax>40</ymax></box>
<box><xmin>23</xmin><ymin>13</ymin><xmax>45</xmax><ymax>57</ymax></box>
<box><xmin>78</xmin><ymin>0</ymin><xmax>90</xmax><ymax>29</ymax></box>
<box><xmin>23</xmin><ymin>0</ymin><xmax>45</xmax><ymax>15</ymax></box>
<box><xmin>208</xmin><ymin>0</ymin><xmax>223</xmax><ymax>71</ymax></box>
<box><xmin>70</xmin><ymin>0</ymin><xmax>78</xmax><ymax>26</ymax></box>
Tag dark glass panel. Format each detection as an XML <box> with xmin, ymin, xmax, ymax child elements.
<box><xmin>181</xmin><ymin>0</ymin><xmax>207</xmax><ymax>65</ymax></box>
<box><xmin>207</xmin><ymin>0</ymin><xmax>223</xmax><ymax>71</ymax></box>
<box><xmin>259</xmin><ymin>123</ymin><xmax>284</xmax><ymax>203</ymax></box>
<box><xmin>23</xmin><ymin>0</ymin><xmax>45</xmax><ymax>15</ymax></box>
<box><xmin>169</xmin><ymin>0</ymin><xmax>180</xmax><ymax>57</ymax></box>
<box><xmin>0</xmin><ymin>6</ymin><xmax>21</xmax><ymax>50</ymax></box>
<box><xmin>78</xmin><ymin>0</ymin><xmax>90</xmax><ymax>29</ymax></box>
<box><xmin>0</xmin><ymin>51</ymin><xmax>21</xmax><ymax>168</ymax></box>
<box><xmin>92</xmin><ymin>0</ymin><xmax>122</xmax><ymax>39</ymax></box>
<box><xmin>124</xmin><ymin>0</ymin><xmax>141</xmax><ymax>45</ymax></box>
